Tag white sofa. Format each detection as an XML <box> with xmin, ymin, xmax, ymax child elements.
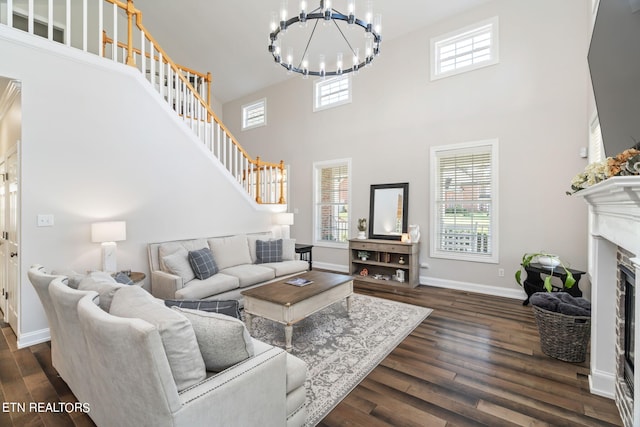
<box><xmin>28</xmin><ymin>265</ymin><xmax>308</xmax><ymax>427</ymax></box>
<box><xmin>148</xmin><ymin>233</ymin><xmax>308</xmax><ymax>303</ymax></box>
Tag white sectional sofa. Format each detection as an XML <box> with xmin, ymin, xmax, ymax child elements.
<box><xmin>148</xmin><ymin>233</ymin><xmax>308</xmax><ymax>304</ymax></box>
<box><xmin>28</xmin><ymin>265</ymin><xmax>308</xmax><ymax>427</ymax></box>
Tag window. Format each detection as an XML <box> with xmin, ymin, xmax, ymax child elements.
<box><xmin>431</xmin><ymin>17</ymin><xmax>499</xmax><ymax>81</ymax></box>
<box><xmin>589</xmin><ymin>114</ymin><xmax>604</xmax><ymax>163</ymax></box>
<box><xmin>430</xmin><ymin>140</ymin><xmax>498</xmax><ymax>263</ymax></box>
<box><xmin>314</xmin><ymin>76</ymin><xmax>351</xmax><ymax>112</ymax></box>
<box><xmin>313</xmin><ymin>159</ymin><xmax>351</xmax><ymax>246</ymax></box>
<box><xmin>242</xmin><ymin>98</ymin><xmax>266</xmax><ymax>130</ymax></box>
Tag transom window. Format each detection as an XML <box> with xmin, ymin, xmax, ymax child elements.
<box><xmin>242</xmin><ymin>98</ymin><xmax>266</xmax><ymax>130</ymax></box>
<box><xmin>313</xmin><ymin>159</ymin><xmax>351</xmax><ymax>246</ymax></box>
<box><xmin>314</xmin><ymin>76</ymin><xmax>351</xmax><ymax>112</ymax></box>
<box><xmin>430</xmin><ymin>140</ymin><xmax>499</xmax><ymax>263</ymax></box>
<box><xmin>431</xmin><ymin>17</ymin><xmax>499</xmax><ymax>81</ymax></box>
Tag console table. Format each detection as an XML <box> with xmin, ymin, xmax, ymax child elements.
<box><xmin>349</xmin><ymin>239</ymin><xmax>419</xmax><ymax>288</ymax></box>
<box><xmin>522</xmin><ymin>262</ymin><xmax>585</xmax><ymax>305</ymax></box>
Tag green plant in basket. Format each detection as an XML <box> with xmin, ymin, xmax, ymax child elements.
<box><xmin>515</xmin><ymin>252</ymin><xmax>576</xmax><ymax>292</ymax></box>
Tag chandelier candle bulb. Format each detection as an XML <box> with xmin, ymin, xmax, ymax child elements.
<box><xmin>336</xmin><ymin>52</ymin><xmax>343</xmax><ymax>74</ymax></box>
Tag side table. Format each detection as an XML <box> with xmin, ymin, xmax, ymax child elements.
<box><xmin>522</xmin><ymin>263</ymin><xmax>585</xmax><ymax>305</ymax></box>
<box><xmin>295</xmin><ymin>244</ymin><xmax>313</xmax><ymax>271</ymax></box>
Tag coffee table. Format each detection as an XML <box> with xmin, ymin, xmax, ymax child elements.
<box><xmin>241</xmin><ymin>271</ymin><xmax>354</xmax><ymax>351</ymax></box>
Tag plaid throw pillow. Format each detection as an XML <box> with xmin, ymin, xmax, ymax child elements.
<box><xmin>255</xmin><ymin>239</ymin><xmax>283</xmax><ymax>264</ymax></box>
<box><xmin>188</xmin><ymin>248</ymin><xmax>218</xmax><ymax>280</ymax></box>
<box><xmin>164</xmin><ymin>299</ymin><xmax>241</xmax><ymax>319</ymax></box>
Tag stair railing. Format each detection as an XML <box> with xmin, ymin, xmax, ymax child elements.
<box><xmin>0</xmin><ymin>0</ymin><xmax>286</xmax><ymax>204</ymax></box>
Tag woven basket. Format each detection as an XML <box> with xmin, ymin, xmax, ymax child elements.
<box><xmin>532</xmin><ymin>305</ymin><xmax>591</xmax><ymax>363</ymax></box>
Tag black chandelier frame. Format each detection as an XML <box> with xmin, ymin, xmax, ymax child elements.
<box><xmin>268</xmin><ymin>1</ymin><xmax>382</xmax><ymax>77</ymax></box>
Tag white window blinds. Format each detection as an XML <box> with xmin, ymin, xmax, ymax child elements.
<box><xmin>242</xmin><ymin>99</ymin><xmax>266</xmax><ymax>130</ymax></box>
<box><xmin>431</xmin><ymin>141</ymin><xmax>498</xmax><ymax>263</ymax></box>
<box><xmin>314</xmin><ymin>160</ymin><xmax>351</xmax><ymax>245</ymax></box>
<box><xmin>314</xmin><ymin>76</ymin><xmax>351</xmax><ymax>111</ymax></box>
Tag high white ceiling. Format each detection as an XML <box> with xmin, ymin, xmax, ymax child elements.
<box><xmin>134</xmin><ymin>0</ymin><xmax>490</xmax><ymax>103</ymax></box>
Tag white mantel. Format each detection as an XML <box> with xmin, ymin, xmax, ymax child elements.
<box><xmin>580</xmin><ymin>176</ymin><xmax>640</xmax><ymax>427</ymax></box>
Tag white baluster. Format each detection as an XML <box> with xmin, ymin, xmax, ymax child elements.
<box><xmin>158</xmin><ymin>52</ymin><xmax>164</xmax><ymax>100</ymax></box>
<box><xmin>28</xmin><ymin>0</ymin><xmax>33</xmax><ymax>34</ymax></box>
<box><xmin>98</xmin><ymin>0</ymin><xmax>103</xmax><ymax>56</ymax></box>
<box><xmin>7</xmin><ymin>0</ymin><xmax>13</xmax><ymax>27</ymax></box>
<box><xmin>82</xmin><ymin>0</ymin><xmax>87</xmax><ymax>52</ymax></box>
<box><xmin>150</xmin><ymin>44</ymin><xmax>156</xmax><ymax>88</ymax></box>
<box><xmin>65</xmin><ymin>0</ymin><xmax>71</xmax><ymax>46</ymax></box>
<box><xmin>140</xmin><ymin>31</ymin><xmax>146</xmax><ymax>77</ymax></box>
<box><xmin>48</xmin><ymin>0</ymin><xmax>53</xmax><ymax>41</ymax></box>
<box><xmin>112</xmin><ymin>2</ymin><xmax>118</xmax><ymax>60</ymax></box>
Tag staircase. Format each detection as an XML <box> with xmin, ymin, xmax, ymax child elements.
<box><xmin>1</xmin><ymin>0</ymin><xmax>286</xmax><ymax>205</ymax></box>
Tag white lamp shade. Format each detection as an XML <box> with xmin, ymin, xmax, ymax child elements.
<box><xmin>274</xmin><ymin>213</ymin><xmax>294</xmax><ymax>226</ymax></box>
<box><xmin>91</xmin><ymin>221</ymin><xmax>127</xmax><ymax>243</ymax></box>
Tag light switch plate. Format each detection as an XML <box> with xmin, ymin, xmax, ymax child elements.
<box><xmin>37</xmin><ymin>214</ymin><xmax>54</xmax><ymax>227</ymax></box>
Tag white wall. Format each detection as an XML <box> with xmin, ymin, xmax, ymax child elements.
<box><xmin>223</xmin><ymin>0</ymin><xmax>592</xmax><ymax>298</ymax></box>
<box><xmin>0</xmin><ymin>27</ymin><xmax>276</xmax><ymax>347</ymax></box>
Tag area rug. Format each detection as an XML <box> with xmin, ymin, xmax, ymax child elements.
<box><xmin>247</xmin><ymin>293</ymin><xmax>433</xmax><ymax>427</ymax></box>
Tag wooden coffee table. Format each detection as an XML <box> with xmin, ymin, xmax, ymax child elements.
<box><xmin>241</xmin><ymin>271</ymin><xmax>354</xmax><ymax>351</ymax></box>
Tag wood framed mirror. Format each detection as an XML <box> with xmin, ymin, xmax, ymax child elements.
<box><xmin>368</xmin><ymin>183</ymin><xmax>409</xmax><ymax>240</ymax></box>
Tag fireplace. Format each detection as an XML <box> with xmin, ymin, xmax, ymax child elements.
<box><xmin>579</xmin><ymin>176</ymin><xmax>640</xmax><ymax>427</ymax></box>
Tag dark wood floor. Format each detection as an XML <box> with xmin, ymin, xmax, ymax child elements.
<box><xmin>0</xmin><ymin>283</ymin><xmax>623</xmax><ymax>426</ymax></box>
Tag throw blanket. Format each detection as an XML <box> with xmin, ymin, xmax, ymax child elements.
<box><xmin>530</xmin><ymin>292</ymin><xmax>591</xmax><ymax>317</ymax></box>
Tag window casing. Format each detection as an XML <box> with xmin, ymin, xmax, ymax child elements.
<box><xmin>314</xmin><ymin>76</ymin><xmax>351</xmax><ymax>112</ymax></box>
<box><xmin>242</xmin><ymin>98</ymin><xmax>266</xmax><ymax>130</ymax></box>
<box><xmin>313</xmin><ymin>159</ymin><xmax>351</xmax><ymax>247</ymax></box>
<box><xmin>431</xmin><ymin>17</ymin><xmax>499</xmax><ymax>81</ymax></box>
<box><xmin>430</xmin><ymin>140</ymin><xmax>499</xmax><ymax>263</ymax></box>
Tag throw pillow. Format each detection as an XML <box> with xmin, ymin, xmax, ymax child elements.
<box><xmin>164</xmin><ymin>299</ymin><xmax>241</xmax><ymax>319</ymax></box>
<box><xmin>188</xmin><ymin>248</ymin><xmax>218</xmax><ymax>280</ymax></box>
<box><xmin>172</xmin><ymin>307</ymin><xmax>255</xmax><ymax>372</ymax></box>
<box><xmin>110</xmin><ymin>286</ymin><xmax>207</xmax><ymax>391</ymax></box>
<box><xmin>162</xmin><ymin>248</ymin><xmax>196</xmax><ymax>283</ymax></box>
<box><xmin>78</xmin><ymin>272</ymin><xmax>125</xmax><ymax>311</ymax></box>
<box><xmin>255</xmin><ymin>239</ymin><xmax>283</xmax><ymax>264</ymax></box>
<box><xmin>113</xmin><ymin>272</ymin><xmax>134</xmax><ymax>286</ymax></box>
<box><xmin>282</xmin><ymin>238</ymin><xmax>295</xmax><ymax>261</ymax></box>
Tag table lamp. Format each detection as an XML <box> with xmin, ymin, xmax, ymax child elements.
<box><xmin>91</xmin><ymin>221</ymin><xmax>126</xmax><ymax>272</ymax></box>
<box><xmin>274</xmin><ymin>213</ymin><xmax>294</xmax><ymax>239</ymax></box>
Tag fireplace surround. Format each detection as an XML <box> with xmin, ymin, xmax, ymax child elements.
<box><xmin>580</xmin><ymin>176</ymin><xmax>640</xmax><ymax>427</ymax></box>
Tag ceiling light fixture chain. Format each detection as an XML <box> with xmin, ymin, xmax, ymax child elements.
<box><xmin>269</xmin><ymin>0</ymin><xmax>382</xmax><ymax>77</ymax></box>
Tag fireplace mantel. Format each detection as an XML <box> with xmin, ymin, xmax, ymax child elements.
<box><xmin>580</xmin><ymin>176</ymin><xmax>640</xmax><ymax>427</ymax></box>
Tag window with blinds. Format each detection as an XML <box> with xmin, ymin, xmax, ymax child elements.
<box><xmin>242</xmin><ymin>98</ymin><xmax>266</xmax><ymax>130</ymax></box>
<box><xmin>431</xmin><ymin>17</ymin><xmax>499</xmax><ymax>81</ymax></box>
<box><xmin>313</xmin><ymin>159</ymin><xmax>351</xmax><ymax>246</ymax></box>
<box><xmin>430</xmin><ymin>140</ymin><xmax>499</xmax><ymax>263</ymax></box>
<box><xmin>589</xmin><ymin>115</ymin><xmax>604</xmax><ymax>163</ymax></box>
<box><xmin>314</xmin><ymin>76</ymin><xmax>351</xmax><ymax>112</ymax></box>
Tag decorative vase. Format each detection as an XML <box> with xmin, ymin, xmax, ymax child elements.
<box><xmin>408</xmin><ymin>224</ymin><xmax>420</xmax><ymax>243</ymax></box>
<box><xmin>357</xmin><ymin>231</ymin><xmax>366</xmax><ymax>239</ymax></box>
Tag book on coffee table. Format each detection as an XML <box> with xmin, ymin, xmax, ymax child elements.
<box><xmin>286</xmin><ymin>278</ymin><xmax>313</xmax><ymax>286</ymax></box>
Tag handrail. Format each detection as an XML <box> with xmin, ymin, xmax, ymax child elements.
<box><xmin>0</xmin><ymin>0</ymin><xmax>286</xmax><ymax>205</ymax></box>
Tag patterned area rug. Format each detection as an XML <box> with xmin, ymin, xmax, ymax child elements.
<box><xmin>248</xmin><ymin>293</ymin><xmax>432</xmax><ymax>427</ymax></box>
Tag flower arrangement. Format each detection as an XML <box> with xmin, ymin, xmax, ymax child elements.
<box><xmin>567</xmin><ymin>148</ymin><xmax>640</xmax><ymax>194</ymax></box>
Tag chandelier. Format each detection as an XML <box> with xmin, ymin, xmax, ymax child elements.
<box><xmin>268</xmin><ymin>0</ymin><xmax>382</xmax><ymax>77</ymax></box>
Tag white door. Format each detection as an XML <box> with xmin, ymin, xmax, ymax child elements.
<box><xmin>0</xmin><ymin>158</ymin><xmax>6</xmax><ymax>321</ymax></box>
<box><xmin>6</xmin><ymin>148</ymin><xmax>18</xmax><ymax>332</ymax></box>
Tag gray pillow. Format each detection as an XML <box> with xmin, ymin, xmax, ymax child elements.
<box><xmin>162</xmin><ymin>248</ymin><xmax>196</xmax><ymax>283</ymax></box>
<box><xmin>188</xmin><ymin>248</ymin><xmax>218</xmax><ymax>280</ymax></box>
<box><xmin>256</xmin><ymin>239</ymin><xmax>283</xmax><ymax>264</ymax></box>
<box><xmin>110</xmin><ymin>286</ymin><xmax>206</xmax><ymax>391</ymax></box>
<box><xmin>172</xmin><ymin>307</ymin><xmax>254</xmax><ymax>372</ymax></box>
<box><xmin>78</xmin><ymin>273</ymin><xmax>124</xmax><ymax>311</ymax></box>
<box><xmin>164</xmin><ymin>299</ymin><xmax>241</xmax><ymax>319</ymax></box>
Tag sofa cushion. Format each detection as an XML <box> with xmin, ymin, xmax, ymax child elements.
<box><xmin>109</xmin><ymin>286</ymin><xmax>206</xmax><ymax>391</ymax></box>
<box><xmin>261</xmin><ymin>260</ymin><xmax>309</xmax><ymax>277</ymax></box>
<box><xmin>220</xmin><ymin>264</ymin><xmax>275</xmax><ymax>288</ymax></box>
<box><xmin>162</xmin><ymin>247</ymin><xmax>196</xmax><ymax>283</ymax></box>
<box><xmin>172</xmin><ymin>307</ymin><xmax>254</xmax><ymax>372</ymax></box>
<box><xmin>164</xmin><ymin>299</ymin><xmax>241</xmax><ymax>319</ymax></box>
<box><xmin>158</xmin><ymin>239</ymin><xmax>208</xmax><ymax>272</ymax></box>
<box><xmin>208</xmin><ymin>235</ymin><xmax>252</xmax><ymax>270</ymax></box>
<box><xmin>256</xmin><ymin>239</ymin><xmax>283</xmax><ymax>264</ymax></box>
<box><xmin>175</xmin><ymin>273</ymin><xmax>239</xmax><ymax>300</ymax></box>
<box><xmin>78</xmin><ymin>272</ymin><xmax>125</xmax><ymax>311</ymax></box>
<box><xmin>188</xmin><ymin>248</ymin><xmax>218</xmax><ymax>280</ymax></box>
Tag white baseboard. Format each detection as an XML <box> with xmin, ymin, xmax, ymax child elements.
<box><xmin>420</xmin><ymin>275</ymin><xmax>527</xmax><ymax>301</ymax></box>
<box><xmin>17</xmin><ymin>328</ymin><xmax>50</xmax><ymax>349</ymax></box>
<box><xmin>589</xmin><ymin>369</ymin><xmax>616</xmax><ymax>399</ymax></box>
<box><xmin>314</xmin><ymin>262</ymin><xmax>349</xmax><ymax>274</ymax></box>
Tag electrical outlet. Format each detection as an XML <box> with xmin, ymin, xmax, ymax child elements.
<box><xmin>498</xmin><ymin>268</ymin><xmax>505</xmax><ymax>277</ymax></box>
